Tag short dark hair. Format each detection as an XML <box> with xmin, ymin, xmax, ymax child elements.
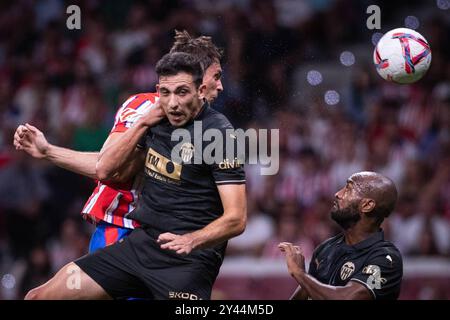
<box><xmin>156</xmin><ymin>52</ymin><xmax>203</xmax><ymax>88</ymax></box>
<box><xmin>169</xmin><ymin>30</ymin><xmax>223</xmax><ymax>72</ymax></box>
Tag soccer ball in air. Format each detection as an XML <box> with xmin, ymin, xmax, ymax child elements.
<box><xmin>373</xmin><ymin>28</ymin><xmax>432</xmax><ymax>84</ymax></box>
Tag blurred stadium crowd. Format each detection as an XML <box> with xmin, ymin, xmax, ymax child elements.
<box><xmin>0</xmin><ymin>0</ymin><xmax>449</xmax><ymax>299</ymax></box>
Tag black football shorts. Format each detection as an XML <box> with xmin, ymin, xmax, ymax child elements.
<box><xmin>75</xmin><ymin>227</ymin><xmax>221</xmax><ymax>300</ymax></box>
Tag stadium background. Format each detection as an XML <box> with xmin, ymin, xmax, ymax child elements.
<box><xmin>0</xmin><ymin>0</ymin><xmax>449</xmax><ymax>300</ymax></box>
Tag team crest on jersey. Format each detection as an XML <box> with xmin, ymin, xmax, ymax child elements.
<box><xmin>340</xmin><ymin>262</ymin><xmax>355</xmax><ymax>281</ymax></box>
<box><xmin>180</xmin><ymin>143</ymin><xmax>194</xmax><ymax>163</ymax></box>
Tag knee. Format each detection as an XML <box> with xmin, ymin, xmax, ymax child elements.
<box><xmin>24</xmin><ymin>288</ymin><xmax>40</xmax><ymax>300</ymax></box>
<box><xmin>24</xmin><ymin>287</ymin><xmax>46</xmax><ymax>300</ymax></box>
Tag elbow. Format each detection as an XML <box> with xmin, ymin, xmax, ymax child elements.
<box><xmin>232</xmin><ymin>210</ymin><xmax>247</xmax><ymax>237</ymax></box>
<box><xmin>95</xmin><ymin>161</ymin><xmax>113</xmax><ymax>182</ymax></box>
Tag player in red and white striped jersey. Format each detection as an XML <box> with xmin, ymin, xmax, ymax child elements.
<box><xmin>82</xmin><ymin>93</ymin><xmax>159</xmax><ymax>229</ymax></box>
<box><xmin>13</xmin><ymin>31</ymin><xmax>224</xmax><ymax>253</ymax></box>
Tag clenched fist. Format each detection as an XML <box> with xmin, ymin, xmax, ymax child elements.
<box><xmin>13</xmin><ymin>124</ymin><xmax>50</xmax><ymax>159</ymax></box>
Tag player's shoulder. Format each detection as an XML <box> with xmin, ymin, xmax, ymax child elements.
<box><xmin>202</xmin><ymin>105</ymin><xmax>234</xmax><ymax>131</ymax></box>
<box><xmin>112</xmin><ymin>92</ymin><xmax>160</xmax><ymax>132</ymax></box>
<box><xmin>314</xmin><ymin>233</ymin><xmax>344</xmax><ymax>256</ymax></box>
<box><xmin>369</xmin><ymin>239</ymin><xmax>403</xmax><ymax>263</ymax></box>
<box><xmin>122</xmin><ymin>92</ymin><xmax>159</xmax><ymax>110</ymax></box>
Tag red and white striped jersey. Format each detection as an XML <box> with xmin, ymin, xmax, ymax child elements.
<box><xmin>81</xmin><ymin>92</ymin><xmax>159</xmax><ymax>229</ymax></box>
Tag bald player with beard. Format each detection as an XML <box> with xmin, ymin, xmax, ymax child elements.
<box><xmin>280</xmin><ymin>171</ymin><xmax>403</xmax><ymax>300</ymax></box>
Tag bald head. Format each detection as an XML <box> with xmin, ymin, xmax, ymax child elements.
<box><xmin>349</xmin><ymin>171</ymin><xmax>398</xmax><ymax>220</ymax></box>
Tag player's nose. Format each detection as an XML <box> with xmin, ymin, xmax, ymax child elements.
<box><xmin>217</xmin><ymin>80</ymin><xmax>223</xmax><ymax>92</ymax></box>
<box><xmin>167</xmin><ymin>94</ymin><xmax>179</xmax><ymax>109</ymax></box>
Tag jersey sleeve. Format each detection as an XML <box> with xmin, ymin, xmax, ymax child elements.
<box><xmin>350</xmin><ymin>249</ymin><xmax>403</xmax><ymax>300</ymax></box>
<box><xmin>307</xmin><ymin>249</ymin><xmax>318</xmax><ymax>277</ymax></box>
<box><xmin>111</xmin><ymin>94</ymin><xmax>158</xmax><ymax>134</ymax></box>
<box><xmin>209</xmin><ymin>127</ymin><xmax>246</xmax><ymax>186</ymax></box>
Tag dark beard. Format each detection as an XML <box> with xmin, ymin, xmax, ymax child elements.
<box><xmin>331</xmin><ymin>202</ymin><xmax>361</xmax><ymax>230</ymax></box>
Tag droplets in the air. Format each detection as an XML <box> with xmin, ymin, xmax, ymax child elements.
<box><xmin>371</xmin><ymin>32</ymin><xmax>384</xmax><ymax>46</ymax></box>
<box><xmin>1</xmin><ymin>274</ymin><xmax>16</xmax><ymax>289</ymax></box>
<box><xmin>436</xmin><ymin>0</ymin><xmax>449</xmax><ymax>10</ymax></box>
<box><xmin>404</xmin><ymin>16</ymin><xmax>420</xmax><ymax>30</ymax></box>
<box><xmin>324</xmin><ymin>90</ymin><xmax>340</xmax><ymax>105</ymax></box>
<box><xmin>340</xmin><ymin>51</ymin><xmax>355</xmax><ymax>67</ymax></box>
<box><xmin>307</xmin><ymin>70</ymin><xmax>323</xmax><ymax>86</ymax></box>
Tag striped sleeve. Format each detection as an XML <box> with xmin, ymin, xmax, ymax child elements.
<box><xmin>111</xmin><ymin>93</ymin><xmax>159</xmax><ymax>133</ymax></box>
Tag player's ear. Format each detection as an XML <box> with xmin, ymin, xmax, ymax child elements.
<box><xmin>156</xmin><ymin>84</ymin><xmax>160</xmax><ymax>94</ymax></box>
<box><xmin>360</xmin><ymin>198</ymin><xmax>376</xmax><ymax>214</ymax></box>
<box><xmin>198</xmin><ymin>83</ymin><xmax>207</xmax><ymax>100</ymax></box>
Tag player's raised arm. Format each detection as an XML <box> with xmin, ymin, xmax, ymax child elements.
<box><xmin>14</xmin><ymin>123</ymin><xmax>99</xmax><ymax>180</ymax></box>
<box><xmin>96</xmin><ymin>103</ymin><xmax>165</xmax><ymax>182</ymax></box>
<box><xmin>279</xmin><ymin>242</ymin><xmax>372</xmax><ymax>300</ymax></box>
<box><xmin>158</xmin><ymin>183</ymin><xmax>247</xmax><ymax>255</ymax></box>
<box><xmin>289</xmin><ymin>285</ymin><xmax>309</xmax><ymax>300</ymax></box>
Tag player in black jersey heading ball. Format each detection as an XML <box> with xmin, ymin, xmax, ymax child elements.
<box><xmin>280</xmin><ymin>171</ymin><xmax>403</xmax><ymax>300</ymax></box>
<box><xmin>25</xmin><ymin>52</ymin><xmax>246</xmax><ymax>300</ymax></box>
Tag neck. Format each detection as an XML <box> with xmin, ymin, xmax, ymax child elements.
<box><xmin>192</xmin><ymin>99</ymin><xmax>207</xmax><ymax>119</ymax></box>
<box><xmin>343</xmin><ymin>221</ymin><xmax>379</xmax><ymax>246</ymax></box>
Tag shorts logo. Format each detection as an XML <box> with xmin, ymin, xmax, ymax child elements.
<box><xmin>169</xmin><ymin>291</ymin><xmax>202</xmax><ymax>300</ymax></box>
<box><xmin>180</xmin><ymin>143</ymin><xmax>194</xmax><ymax>163</ymax></box>
<box><xmin>340</xmin><ymin>262</ymin><xmax>355</xmax><ymax>281</ymax></box>
<box><xmin>145</xmin><ymin>148</ymin><xmax>182</xmax><ymax>182</ymax></box>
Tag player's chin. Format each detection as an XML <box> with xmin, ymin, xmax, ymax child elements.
<box><xmin>207</xmin><ymin>95</ymin><xmax>218</xmax><ymax>103</ymax></box>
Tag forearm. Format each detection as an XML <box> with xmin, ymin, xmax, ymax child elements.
<box><xmin>291</xmin><ymin>271</ymin><xmax>342</xmax><ymax>300</ymax></box>
<box><xmin>96</xmin><ymin>122</ymin><xmax>148</xmax><ymax>180</ymax></box>
<box><xmin>45</xmin><ymin>144</ymin><xmax>98</xmax><ymax>179</ymax></box>
<box><xmin>190</xmin><ymin>210</ymin><xmax>246</xmax><ymax>250</ymax></box>
<box><xmin>292</xmin><ymin>271</ymin><xmax>363</xmax><ymax>300</ymax></box>
<box><xmin>290</xmin><ymin>285</ymin><xmax>309</xmax><ymax>300</ymax></box>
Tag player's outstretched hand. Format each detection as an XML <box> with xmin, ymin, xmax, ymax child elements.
<box><xmin>13</xmin><ymin>123</ymin><xmax>50</xmax><ymax>159</ymax></box>
<box><xmin>278</xmin><ymin>242</ymin><xmax>306</xmax><ymax>277</ymax></box>
<box><xmin>157</xmin><ymin>232</ymin><xmax>195</xmax><ymax>255</ymax></box>
<box><xmin>139</xmin><ymin>100</ymin><xmax>166</xmax><ymax>127</ymax></box>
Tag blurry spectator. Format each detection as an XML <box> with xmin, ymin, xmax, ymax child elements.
<box><xmin>329</xmin><ymin>121</ymin><xmax>366</xmax><ymax>191</ymax></box>
<box><xmin>400</xmin><ymin>160</ymin><xmax>431</xmax><ymax>198</ymax></box>
<box><xmin>18</xmin><ymin>246</ymin><xmax>52</xmax><ymax>299</ymax></box>
<box><xmin>47</xmin><ymin>218</ymin><xmax>89</xmax><ymax>273</ymax></box>
<box><xmin>413</xmin><ymin>196</ymin><xmax>450</xmax><ymax>256</ymax></box>
<box><xmin>262</xmin><ymin>207</ymin><xmax>314</xmax><ymax>261</ymax></box>
<box><xmin>13</xmin><ymin>67</ymin><xmax>62</xmax><ymax>136</ymax></box>
<box><xmin>389</xmin><ymin>194</ymin><xmax>450</xmax><ymax>256</ymax></box>
<box><xmin>302</xmin><ymin>195</ymin><xmax>337</xmax><ymax>247</ymax></box>
<box><xmin>388</xmin><ymin>194</ymin><xmax>422</xmax><ymax>255</ymax></box>
<box><xmin>70</xmin><ymin>84</ymin><xmax>109</xmax><ymax>152</ymax></box>
<box><xmin>0</xmin><ymin>150</ymin><xmax>50</xmax><ymax>258</ymax></box>
<box><xmin>293</xmin><ymin>147</ymin><xmax>332</xmax><ymax>208</ymax></box>
<box><xmin>111</xmin><ymin>2</ymin><xmax>153</xmax><ymax>63</ymax></box>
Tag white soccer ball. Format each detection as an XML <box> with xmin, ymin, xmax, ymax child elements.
<box><xmin>373</xmin><ymin>28</ymin><xmax>432</xmax><ymax>84</ymax></box>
